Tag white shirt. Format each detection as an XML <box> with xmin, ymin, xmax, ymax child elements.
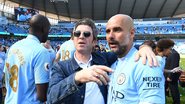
<box><xmin>74</xmin><ymin>54</ymin><xmax>104</xmax><ymax>104</ymax></box>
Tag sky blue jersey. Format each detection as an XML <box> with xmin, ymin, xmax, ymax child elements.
<box><xmin>57</xmin><ymin>39</ymin><xmax>75</xmax><ymax>61</ymax></box>
<box><xmin>108</xmin><ymin>47</ymin><xmax>165</xmax><ymax>104</ymax></box>
<box><xmin>4</xmin><ymin>35</ymin><xmax>50</xmax><ymax>104</ymax></box>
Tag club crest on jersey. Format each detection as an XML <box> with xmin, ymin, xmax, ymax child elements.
<box><xmin>44</xmin><ymin>63</ymin><xmax>50</xmax><ymax>71</ymax></box>
<box><xmin>117</xmin><ymin>73</ymin><xmax>126</xmax><ymax>85</ymax></box>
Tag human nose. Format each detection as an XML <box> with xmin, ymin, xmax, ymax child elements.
<box><xmin>107</xmin><ymin>30</ymin><xmax>114</xmax><ymax>38</ymax></box>
<box><xmin>78</xmin><ymin>32</ymin><xmax>85</xmax><ymax>38</ymax></box>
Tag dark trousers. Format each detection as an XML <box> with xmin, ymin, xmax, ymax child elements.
<box><xmin>165</xmin><ymin>81</ymin><xmax>170</xmax><ymax>97</ymax></box>
<box><xmin>169</xmin><ymin>82</ymin><xmax>180</xmax><ymax>104</ymax></box>
<box><xmin>0</xmin><ymin>88</ymin><xmax>2</xmax><ymax>104</ymax></box>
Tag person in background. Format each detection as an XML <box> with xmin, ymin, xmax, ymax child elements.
<box><xmin>99</xmin><ymin>44</ymin><xmax>106</xmax><ymax>52</ymax></box>
<box><xmin>142</xmin><ymin>39</ymin><xmax>182</xmax><ymax>103</ymax></box>
<box><xmin>155</xmin><ymin>39</ymin><xmax>181</xmax><ymax>103</ymax></box>
<box><xmin>156</xmin><ymin>39</ymin><xmax>182</xmax><ymax>73</ymax></box>
<box><xmin>93</xmin><ymin>44</ymin><xmax>101</xmax><ymax>52</ymax></box>
<box><xmin>165</xmin><ymin>48</ymin><xmax>181</xmax><ymax>104</ymax></box>
<box><xmin>3</xmin><ymin>14</ymin><xmax>51</xmax><ymax>103</ymax></box>
<box><xmin>55</xmin><ymin>38</ymin><xmax>75</xmax><ymax>62</ymax></box>
<box><xmin>106</xmin><ymin>14</ymin><xmax>165</xmax><ymax>104</ymax></box>
<box><xmin>2</xmin><ymin>45</ymin><xmax>7</xmax><ymax>54</ymax></box>
<box><xmin>42</xmin><ymin>40</ymin><xmax>56</xmax><ymax>66</ymax></box>
<box><xmin>141</xmin><ymin>40</ymin><xmax>181</xmax><ymax>73</ymax></box>
<box><xmin>0</xmin><ymin>44</ymin><xmax>6</xmax><ymax>104</ymax></box>
<box><xmin>179</xmin><ymin>71</ymin><xmax>185</xmax><ymax>87</ymax></box>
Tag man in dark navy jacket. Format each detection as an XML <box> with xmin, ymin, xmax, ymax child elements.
<box><xmin>165</xmin><ymin>49</ymin><xmax>181</xmax><ymax>104</ymax></box>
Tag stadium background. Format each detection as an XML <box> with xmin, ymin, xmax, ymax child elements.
<box><xmin>0</xmin><ymin>0</ymin><xmax>184</xmax><ymax>103</ymax></box>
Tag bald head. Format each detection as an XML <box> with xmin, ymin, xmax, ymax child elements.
<box><xmin>29</xmin><ymin>14</ymin><xmax>50</xmax><ymax>43</ymax></box>
<box><xmin>107</xmin><ymin>14</ymin><xmax>134</xmax><ymax>30</ymax></box>
<box><xmin>106</xmin><ymin>14</ymin><xmax>135</xmax><ymax>57</ymax></box>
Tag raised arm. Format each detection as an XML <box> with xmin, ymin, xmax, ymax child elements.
<box><xmin>135</xmin><ymin>45</ymin><xmax>158</xmax><ymax>67</ymax></box>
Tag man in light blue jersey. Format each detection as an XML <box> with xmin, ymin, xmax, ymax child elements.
<box><xmin>55</xmin><ymin>39</ymin><xmax>75</xmax><ymax>62</ymax></box>
<box><xmin>4</xmin><ymin>14</ymin><xmax>51</xmax><ymax>104</ymax></box>
<box><xmin>106</xmin><ymin>14</ymin><xmax>165</xmax><ymax>104</ymax></box>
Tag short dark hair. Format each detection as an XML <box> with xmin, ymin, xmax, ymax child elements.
<box><xmin>142</xmin><ymin>40</ymin><xmax>156</xmax><ymax>50</ymax></box>
<box><xmin>73</xmin><ymin>18</ymin><xmax>98</xmax><ymax>40</ymax></box>
<box><xmin>156</xmin><ymin>39</ymin><xmax>174</xmax><ymax>52</ymax></box>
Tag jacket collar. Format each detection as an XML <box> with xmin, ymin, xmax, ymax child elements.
<box><xmin>71</xmin><ymin>56</ymin><xmax>82</xmax><ymax>71</ymax></box>
<box><xmin>70</xmin><ymin>52</ymin><xmax>107</xmax><ymax>72</ymax></box>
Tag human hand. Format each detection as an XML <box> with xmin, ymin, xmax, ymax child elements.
<box><xmin>75</xmin><ymin>65</ymin><xmax>113</xmax><ymax>85</ymax></box>
<box><xmin>167</xmin><ymin>77</ymin><xmax>172</xmax><ymax>82</ymax></box>
<box><xmin>135</xmin><ymin>45</ymin><xmax>158</xmax><ymax>67</ymax></box>
<box><xmin>170</xmin><ymin>67</ymin><xmax>183</xmax><ymax>73</ymax></box>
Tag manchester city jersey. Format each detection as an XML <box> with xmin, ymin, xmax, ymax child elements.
<box><xmin>108</xmin><ymin>47</ymin><xmax>165</xmax><ymax>104</ymax></box>
<box><xmin>4</xmin><ymin>35</ymin><xmax>50</xmax><ymax>104</ymax></box>
<box><xmin>57</xmin><ymin>40</ymin><xmax>75</xmax><ymax>61</ymax></box>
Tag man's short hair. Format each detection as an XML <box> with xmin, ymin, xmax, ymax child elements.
<box><xmin>156</xmin><ymin>39</ymin><xmax>174</xmax><ymax>52</ymax></box>
<box><xmin>73</xmin><ymin>18</ymin><xmax>98</xmax><ymax>40</ymax></box>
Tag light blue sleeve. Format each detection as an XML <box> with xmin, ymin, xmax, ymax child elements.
<box><xmin>34</xmin><ymin>50</ymin><xmax>50</xmax><ymax>84</ymax></box>
<box><xmin>134</xmin><ymin>62</ymin><xmax>165</xmax><ymax>104</ymax></box>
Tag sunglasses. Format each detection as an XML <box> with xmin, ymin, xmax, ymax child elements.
<box><xmin>73</xmin><ymin>31</ymin><xmax>91</xmax><ymax>38</ymax></box>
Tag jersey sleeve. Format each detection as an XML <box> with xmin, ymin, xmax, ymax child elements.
<box><xmin>34</xmin><ymin>50</ymin><xmax>50</xmax><ymax>84</ymax></box>
<box><xmin>134</xmin><ymin>62</ymin><xmax>165</xmax><ymax>104</ymax></box>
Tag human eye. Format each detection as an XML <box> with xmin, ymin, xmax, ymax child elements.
<box><xmin>113</xmin><ymin>27</ymin><xmax>122</xmax><ymax>32</ymax></box>
<box><xmin>106</xmin><ymin>29</ymin><xmax>110</xmax><ymax>34</ymax></box>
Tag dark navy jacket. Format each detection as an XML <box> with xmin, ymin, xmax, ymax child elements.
<box><xmin>164</xmin><ymin>49</ymin><xmax>181</xmax><ymax>83</ymax></box>
<box><xmin>47</xmin><ymin>52</ymin><xmax>117</xmax><ymax>104</ymax></box>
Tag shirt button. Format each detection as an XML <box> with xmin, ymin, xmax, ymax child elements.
<box><xmin>71</xmin><ymin>86</ymin><xmax>75</xmax><ymax>91</ymax></box>
<box><xmin>81</xmin><ymin>95</ymin><xmax>84</xmax><ymax>98</ymax></box>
